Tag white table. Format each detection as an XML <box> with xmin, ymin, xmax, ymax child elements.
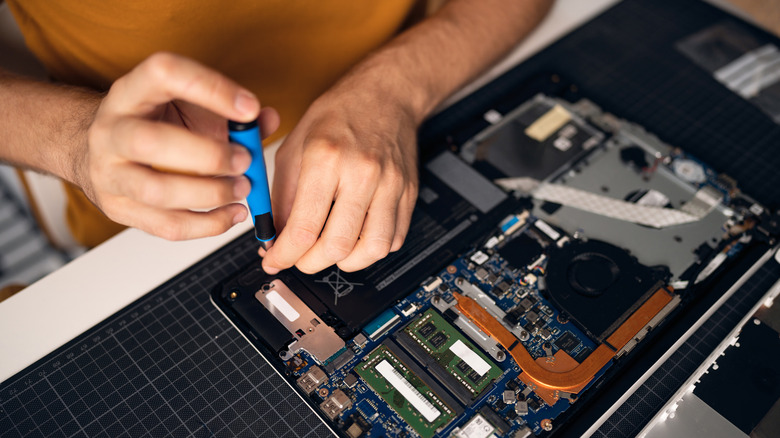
<box><xmin>1</xmin><ymin>0</ymin><xmax>749</xmax><ymax>385</ymax></box>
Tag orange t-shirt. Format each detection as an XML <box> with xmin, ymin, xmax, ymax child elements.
<box><xmin>6</xmin><ymin>0</ymin><xmax>416</xmax><ymax>246</ymax></box>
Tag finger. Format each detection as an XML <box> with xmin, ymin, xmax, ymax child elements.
<box><xmin>294</xmin><ymin>178</ymin><xmax>378</xmax><ymax>274</ymax></box>
<box><xmin>335</xmin><ymin>188</ymin><xmax>400</xmax><ymax>272</ymax></box>
<box><xmin>269</xmin><ymin>131</ymin><xmax>306</xmax><ymax>232</ymax></box>
<box><xmin>262</xmin><ymin>148</ymin><xmax>339</xmax><ymax>274</ymax></box>
<box><xmin>270</xmin><ymin>160</ymin><xmax>299</xmax><ymax>233</ymax></box>
<box><xmin>113</xmin><ymin>118</ymin><xmax>252</xmax><ymax>176</ymax></box>
<box><xmin>105</xmin><ymin>198</ymin><xmax>247</xmax><ymax>241</ymax></box>
<box><xmin>391</xmin><ymin>186</ymin><xmax>417</xmax><ymax>252</ymax></box>
<box><xmin>105</xmin><ymin>162</ymin><xmax>251</xmax><ymax>209</ymax></box>
<box><xmin>258</xmin><ymin>107</ymin><xmax>281</xmax><ymax>140</ymax></box>
<box><xmin>108</xmin><ymin>52</ymin><xmax>259</xmax><ymax>122</ymax></box>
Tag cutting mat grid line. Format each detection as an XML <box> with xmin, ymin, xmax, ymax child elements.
<box><xmin>0</xmin><ymin>233</ymin><xmax>330</xmax><ymax>438</ymax></box>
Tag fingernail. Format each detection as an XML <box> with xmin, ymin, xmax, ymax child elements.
<box><xmin>231</xmin><ymin>146</ymin><xmax>252</xmax><ymax>173</ymax></box>
<box><xmin>262</xmin><ymin>260</ymin><xmax>280</xmax><ymax>275</ymax></box>
<box><xmin>233</xmin><ymin>208</ymin><xmax>248</xmax><ymax>225</ymax></box>
<box><xmin>234</xmin><ymin>90</ymin><xmax>258</xmax><ymax>117</ymax></box>
<box><xmin>234</xmin><ymin>176</ymin><xmax>251</xmax><ymax>199</ymax></box>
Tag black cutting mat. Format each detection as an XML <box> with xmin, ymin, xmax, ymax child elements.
<box><xmin>3</xmin><ymin>0</ymin><xmax>780</xmax><ymax>437</ymax></box>
<box><xmin>0</xmin><ymin>234</ymin><xmax>330</xmax><ymax>438</ymax></box>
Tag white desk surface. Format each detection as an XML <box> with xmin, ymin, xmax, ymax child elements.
<box><xmin>6</xmin><ymin>0</ymin><xmax>750</xmax><ymax>384</ymax></box>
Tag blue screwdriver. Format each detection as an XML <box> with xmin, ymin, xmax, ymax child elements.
<box><xmin>228</xmin><ymin>119</ymin><xmax>276</xmax><ymax>250</ymax></box>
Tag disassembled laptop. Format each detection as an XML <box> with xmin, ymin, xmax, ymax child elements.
<box><xmin>214</xmin><ymin>94</ymin><xmax>777</xmax><ymax>438</ymax></box>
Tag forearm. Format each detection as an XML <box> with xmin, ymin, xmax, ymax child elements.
<box><xmin>0</xmin><ymin>68</ymin><xmax>100</xmax><ymax>185</ymax></box>
<box><xmin>344</xmin><ymin>0</ymin><xmax>553</xmax><ymax>124</ymax></box>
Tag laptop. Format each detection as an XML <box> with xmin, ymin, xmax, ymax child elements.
<box><xmin>212</xmin><ymin>84</ymin><xmax>780</xmax><ymax>437</ymax></box>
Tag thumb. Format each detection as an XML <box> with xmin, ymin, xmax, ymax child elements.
<box><xmin>104</xmin><ymin>52</ymin><xmax>259</xmax><ymax>122</ymax></box>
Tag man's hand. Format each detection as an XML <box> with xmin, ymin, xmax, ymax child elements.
<box><xmin>259</xmin><ymin>0</ymin><xmax>552</xmax><ymax>275</ymax></box>
<box><xmin>261</xmin><ymin>71</ymin><xmax>419</xmax><ymax>274</ymax></box>
<box><xmin>80</xmin><ymin>53</ymin><xmax>279</xmax><ymax>240</ymax></box>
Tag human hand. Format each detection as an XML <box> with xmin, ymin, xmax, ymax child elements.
<box><xmin>80</xmin><ymin>52</ymin><xmax>279</xmax><ymax>240</ymax></box>
<box><xmin>261</xmin><ymin>74</ymin><xmax>419</xmax><ymax>274</ymax></box>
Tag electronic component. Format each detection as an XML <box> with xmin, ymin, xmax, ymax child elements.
<box><xmin>345</xmin><ymin>423</ymin><xmax>364</xmax><ymax>438</ymax></box>
<box><xmin>356</xmin><ymin>399</ymin><xmax>377</xmax><ymax>420</ymax></box>
<box><xmin>499</xmin><ymin>213</ymin><xmax>528</xmax><ymax>235</ymax></box>
<box><xmin>344</xmin><ymin>414</ymin><xmax>371</xmax><ymax>438</ymax></box>
<box><xmin>418</xmin><ymin>322</ymin><xmax>436</xmax><ymax>338</ymax></box>
<box><xmin>343</xmin><ymin>373</ymin><xmax>359</xmax><ymax>389</ymax></box>
<box><xmin>423</xmin><ymin>277</ymin><xmax>443</xmax><ymax>292</ymax></box>
<box><xmin>470</xmin><ymin>251</ymin><xmax>490</xmax><ymax>265</ymax></box>
<box><xmin>429</xmin><ymin>331</ymin><xmax>448</xmax><ymax>348</ymax></box>
<box><xmin>484</xmin><ymin>235</ymin><xmax>501</xmax><ymax>249</ymax></box>
<box><xmin>401</xmin><ymin>302</ymin><xmax>419</xmax><ymax>317</ymax></box>
<box><xmin>515</xmin><ymin>401</ymin><xmax>529</xmax><ymax>416</ymax></box>
<box><xmin>503</xmin><ymin>306</ymin><xmax>525</xmax><ymax>327</ymax></box>
<box><xmin>320</xmin><ymin>389</ymin><xmax>351</xmax><ymax>420</ymax></box>
<box><xmin>544</xmin><ymin>239</ymin><xmax>667</xmax><ymax>342</ymax></box>
<box><xmin>503</xmin><ymin>390</ymin><xmax>516</xmax><ymax>404</ymax></box>
<box><xmin>478</xmin><ymin>406</ymin><xmax>510</xmax><ymax>435</ymax></box>
<box><xmin>393</xmin><ymin>331</ymin><xmax>475</xmax><ymax>406</ymax></box>
<box><xmin>325</xmin><ymin>349</ymin><xmax>356</xmax><ymax>374</ymax></box>
<box><xmin>498</xmin><ymin>233</ymin><xmax>544</xmax><ymax>270</ymax></box>
<box><xmin>297</xmin><ymin>366</ymin><xmax>327</xmax><ymax>394</ymax></box>
<box><xmin>453</xmin><ymin>414</ymin><xmax>496</xmax><ymax>438</ymax></box>
<box><xmin>364</xmin><ymin>308</ymin><xmax>401</xmax><ymax>341</ymax></box>
<box><xmin>402</xmin><ymin>309</ymin><xmax>502</xmax><ymax>396</ymax></box>
<box><xmin>355</xmin><ymin>344</ymin><xmax>457</xmax><ymax>438</ymax></box>
<box><xmin>495</xmin><ymin>281</ymin><xmax>512</xmax><ymax>295</ymax></box>
<box><xmin>533</xmin><ymin>219</ymin><xmax>561</xmax><ymax>242</ymax></box>
<box><xmin>255</xmin><ymin>280</ymin><xmax>345</xmax><ymax>362</ymax></box>
<box><xmin>353</xmin><ymin>333</ymin><xmax>368</xmax><ymax>348</ymax></box>
<box><xmin>555</xmin><ymin>331</ymin><xmax>580</xmax><ymax>355</ymax></box>
<box><xmin>430</xmin><ymin>301</ymin><xmax>507</xmax><ymax>362</ymax></box>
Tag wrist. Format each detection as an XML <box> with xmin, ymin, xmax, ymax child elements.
<box><xmin>0</xmin><ymin>71</ymin><xmax>103</xmax><ymax>188</ymax></box>
<box><xmin>335</xmin><ymin>50</ymin><xmax>437</xmax><ymax>126</ymax></box>
<box><xmin>61</xmin><ymin>90</ymin><xmax>103</xmax><ymax>191</ymax></box>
